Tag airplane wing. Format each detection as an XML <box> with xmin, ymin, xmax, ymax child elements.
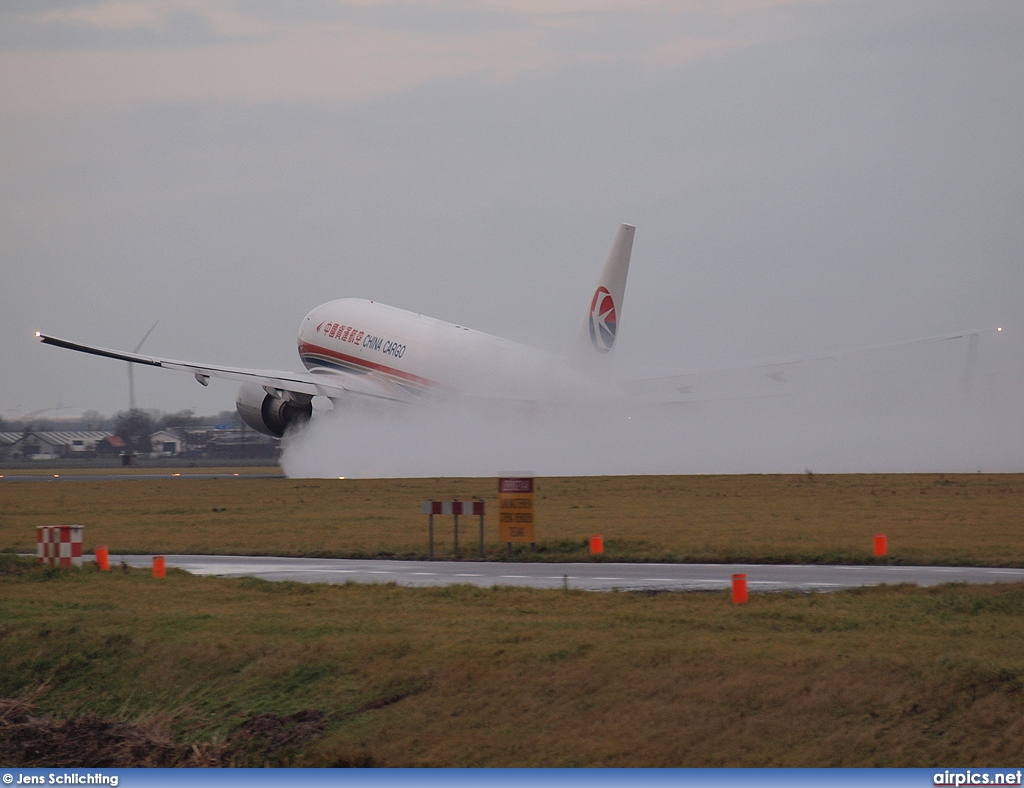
<box><xmin>35</xmin><ymin>333</ymin><xmax>414</xmax><ymax>404</ymax></box>
<box><xmin>625</xmin><ymin>327</ymin><xmax>1003</xmax><ymax>403</ymax></box>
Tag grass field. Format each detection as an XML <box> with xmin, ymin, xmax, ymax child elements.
<box><xmin>2</xmin><ymin>473</ymin><xmax>1024</xmax><ymax>565</ymax></box>
<box><xmin>4</xmin><ymin>472</ymin><xmax>1023</xmax><ymax>766</ymax></box>
<box><xmin>2</xmin><ymin>555</ymin><xmax>1023</xmax><ymax>767</ymax></box>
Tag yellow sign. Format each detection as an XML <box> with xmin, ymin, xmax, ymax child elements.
<box><xmin>498</xmin><ymin>477</ymin><xmax>535</xmax><ymax>543</ymax></box>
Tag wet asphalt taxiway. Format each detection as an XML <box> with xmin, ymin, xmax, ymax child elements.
<box><xmin>105</xmin><ymin>554</ymin><xmax>1024</xmax><ymax>593</ymax></box>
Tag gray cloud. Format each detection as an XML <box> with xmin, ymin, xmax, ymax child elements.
<box><xmin>1</xmin><ymin>4</ymin><xmax>249</xmax><ymax>51</ymax></box>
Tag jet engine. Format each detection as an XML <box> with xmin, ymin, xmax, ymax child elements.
<box><xmin>235</xmin><ymin>383</ymin><xmax>313</xmax><ymax>437</ymax></box>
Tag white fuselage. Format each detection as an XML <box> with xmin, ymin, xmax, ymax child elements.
<box><xmin>298</xmin><ymin>299</ymin><xmax>603</xmax><ymax>403</ymax></box>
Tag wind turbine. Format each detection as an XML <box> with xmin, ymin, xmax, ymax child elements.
<box><xmin>128</xmin><ymin>321</ymin><xmax>159</xmax><ymax>411</ymax></box>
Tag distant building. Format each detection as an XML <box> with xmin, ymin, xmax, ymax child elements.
<box><xmin>8</xmin><ymin>431</ymin><xmax>112</xmax><ymax>460</ymax></box>
<box><xmin>95</xmin><ymin>435</ymin><xmax>128</xmax><ymax>457</ymax></box>
<box><xmin>0</xmin><ymin>432</ymin><xmax>21</xmax><ymax>461</ymax></box>
<box><xmin>0</xmin><ymin>425</ymin><xmax>278</xmax><ymax>464</ymax></box>
<box><xmin>184</xmin><ymin>427</ymin><xmax>280</xmax><ymax>460</ymax></box>
<box><xmin>149</xmin><ymin>429</ymin><xmax>183</xmax><ymax>457</ymax></box>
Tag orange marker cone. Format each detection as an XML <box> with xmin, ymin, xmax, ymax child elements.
<box><xmin>732</xmin><ymin>573</ymin><xmax>748</xmax><ymax>604</ymax></box>
<box><xmin>152</xmin><ymin>556</ymin><xmax>166</xmax><ymax>578</ymax></box>
<box><xmin>95</xmin><ymin>546</ymin><xmax>110</xmax><ymax>572</ymax></box>
<box><xmin>590</xmin><ymin>535</ymin><xmax>604</xmax><ymax>555</ymax></box>
<box><xmin>874</xmin><ymin>534</ymin><xmax>887</xmax><ymax>557</ymax></box>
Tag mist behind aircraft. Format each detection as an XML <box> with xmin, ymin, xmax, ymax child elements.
<box><xmin>281</xmin><ymin>332</ymin><xmax>1024</xmax><ymax>477</ymax></box>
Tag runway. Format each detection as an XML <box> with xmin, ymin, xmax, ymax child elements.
<box><xmin>107</xmin><ymin>554</ymin><xmax>1024</xmax><ymax>593</ymax></box>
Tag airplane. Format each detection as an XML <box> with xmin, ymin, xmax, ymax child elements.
<box><xmin>37</xmin><ymin>226</ymin><xmax>637</xmax><ymax>437</ymax></box>
<box><xmin>36</xmin><ymin>223</ymin><xmax>1000</xmax><ymax>436</ymax></box>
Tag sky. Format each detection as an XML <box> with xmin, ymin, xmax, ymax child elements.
<box><xmin>1</xmin><ymin>0</ymin><xmax>1022</xmax><ymax>470</ymax></box>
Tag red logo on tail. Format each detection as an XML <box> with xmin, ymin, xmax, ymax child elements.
<box><xmin>588</xmin><ymin>287</ymin><xmax>617</xmax><ymax>352</ymax></box>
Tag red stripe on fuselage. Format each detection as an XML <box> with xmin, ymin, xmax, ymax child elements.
<box><xmin>298</xmin><ymin>341</ymin><xmax>438</xmax><ymax>389</ymax></box>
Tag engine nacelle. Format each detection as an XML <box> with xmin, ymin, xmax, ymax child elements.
<box><xmin>235</xmin><ymin>383</ymin><xmax>312</xmax><ymax>437</ymax></box>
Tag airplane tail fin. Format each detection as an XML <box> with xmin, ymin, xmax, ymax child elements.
<box><xmin>574</xmin><ymin>223</ymin><xmax>635</xmax><ymax>359</ymax></box>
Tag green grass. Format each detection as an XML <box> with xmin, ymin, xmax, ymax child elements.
<box><xmin>2</xmin><ymin>555</ymin><xmax>1024</xmax><ymax>766</ymax></box>
<box><xmin>2</xmin><ymin>473</ymin><xmax>1024</xmax><ymax>565</ymax></box>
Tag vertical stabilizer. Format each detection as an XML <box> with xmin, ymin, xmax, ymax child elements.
<box><xmin>575</xmin><ymin>223</ymin><xmax>635</xmax><ymax>358</ymax></box>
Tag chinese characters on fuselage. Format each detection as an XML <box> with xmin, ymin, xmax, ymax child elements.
<box><xmin>319</xmin><ymin>322</ymin><xmax>406</xmax><ymax>359</ymax></box>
